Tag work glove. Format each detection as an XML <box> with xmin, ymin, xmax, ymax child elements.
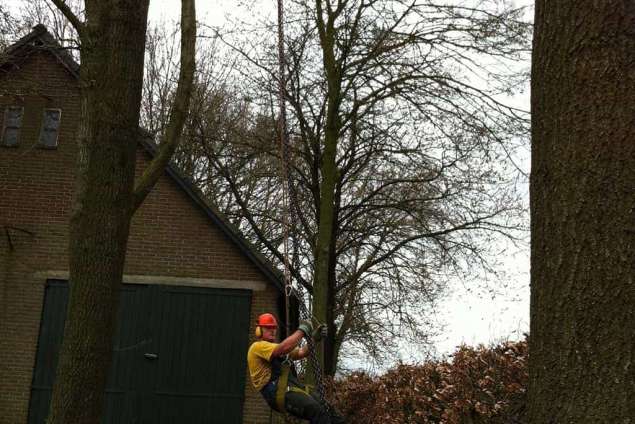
<box><xmin>298</xmin><ymin>320</ymin><xmax>313</xmax><ymax>337</ymax></box>
<box><xmin>312</xmin><ymin>324</ymin><xmax>327</xmax><ymax>342</ymax></box>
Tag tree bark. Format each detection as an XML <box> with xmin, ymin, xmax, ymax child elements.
<box><xmin>529</xmin><ymin>1</ymin><xmax>635</xmax><ymax>422</ymax></box>
<box><xmin>47</xmin><ymin>1</ymin><xmax>195</xmax><ymax>423</ymax></box>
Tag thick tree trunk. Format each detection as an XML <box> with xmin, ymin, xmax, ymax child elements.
<box><xmin>47</xmin><ymin>1</ymin><xmax>195</xmax><ymax>422</ymax></box>
<box><xmin>47</xmin><ymin>3</ymin><xmax>150</xmax><ymax>423</ymax></box>
<box><xmin>529</xmin><ymin>1</ymin><xmax>635</xmax><ymax>422</ymax></box>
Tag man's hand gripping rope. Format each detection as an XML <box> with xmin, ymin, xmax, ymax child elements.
<box><xmin>298</xmin><ymin>319</ymin><xmax>327</xmax><ymax>342</ymax></box>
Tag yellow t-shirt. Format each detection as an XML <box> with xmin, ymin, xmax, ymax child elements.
<box><xmin>247</xmin><ymin>341</ymin><xmax>300</xmax><ymax>390</ymax></box>
<box><xmin>247</xmin><ymin>341</ymin><xmax>278</xmax><ymax>390</ymax></box>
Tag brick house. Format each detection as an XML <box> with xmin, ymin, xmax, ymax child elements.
<box><xmin>0</xmin><ymin>25</ymin><xmax>290</xmax><ymax>424</ymax></box>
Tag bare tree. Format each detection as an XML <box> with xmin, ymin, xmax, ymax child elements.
<box><xmin>0</xmin><ymin>5</ymin><xmax>22</xmax><ymax>50</ymax></box>
<box><xmin>140</xmin><ymin>20</ymin><xmax>247</xmax><ymax>194</ymax></box>
<box><xmin>204</xmin><ymin>0</ymin><xmax>529</xmax><ymax>374</ymax></box>
<box><xmin>138</xmin><ymin>0</ymin><xmax>532</xmax><ymax>374</ymax></box>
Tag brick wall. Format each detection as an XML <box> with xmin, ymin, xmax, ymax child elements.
<box><xmin>0</xmin><ymin>46</ymin><xmax>279</xmax><ymax>423</ymax></box>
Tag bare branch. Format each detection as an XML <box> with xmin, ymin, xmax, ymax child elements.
<box><xmin>49</xmin><ymin>0</ymin><xmax>84</xmax><ymax>36</ymax></box>
<box><xmin>133</xmin><ymin>0</ymin><xmax>196</xmax><ymax>210</ymax></box>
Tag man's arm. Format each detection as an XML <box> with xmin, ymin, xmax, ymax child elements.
<box><xmin>271</xmin><ymin>330</ymin><xmax>304</xmax><ymax>358</ymax></box>
<box><xmin>290</xmin><ymin>323</ymin><xmax>326</xmax><ymax>359</ymax></box>
<box><xmin>290</xmin><ymin>345</ymin><xmax>309</xmax><ymax>360</ymax></box>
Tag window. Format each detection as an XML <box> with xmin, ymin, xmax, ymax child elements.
<box><xmin>39</xmin><ymin>108</ymin><xmax>62</xmax><ymax>148</ymax></box>
<box><xmin>2</xmin><ymin>106</ymin><xmax>23</xmax><ymax>147</ymax></box>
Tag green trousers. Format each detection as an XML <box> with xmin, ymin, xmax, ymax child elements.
<box><xmin>283</xmin><ymin>379</ymin><xmax>345</xmax><ymax>424</ymax></box>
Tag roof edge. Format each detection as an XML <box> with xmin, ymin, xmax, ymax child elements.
<box><xmin>2</xmin><ymin>24</ymin><xmax>80</xmax><ymax>77</ymax></box>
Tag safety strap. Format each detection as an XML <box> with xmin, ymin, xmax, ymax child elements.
<box><xmin>275</xmin><ymin>362</ymin><xmax>312</xmax><ymax>412</ymax></box>
<box><xmin>275</xmin><ymin>363</ymin><xmax>290</xmax><ymax>412</ymax></box>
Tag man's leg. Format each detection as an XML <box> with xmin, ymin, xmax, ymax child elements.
<box><xmin>328</xmin><ymin>409</ymin><xmax>346</xmax><ymax>424</ymax></box>
<box><xmin>319</xmin><ymin>397</ymin><xmax>345</xmax><ymax>424</ymax></box>
<box><xmin>284</xmin><ymin>390</ymin><xmax>331</xmax><ymax>424</ymax></box>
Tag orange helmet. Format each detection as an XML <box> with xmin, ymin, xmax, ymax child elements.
<box><xmin>257</xmin><ymin>313</ymin><xmax>278</xmax><ymax>328</ymax></box>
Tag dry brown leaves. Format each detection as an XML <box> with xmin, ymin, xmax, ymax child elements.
<box><xmin>326</xmin><ymin>339</ymin><xmax>528</xmax><ymax>424</ymax></box>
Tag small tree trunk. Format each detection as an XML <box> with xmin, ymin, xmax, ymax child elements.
<box><xmin>312</xmin><ymin>118</ymin><xmax>338</xmax><ymax>378</ymax></box>
<box><xmin>323</xmin><ymin>233</ymin><xmax>338</xmax><ymax>376</ymax></box>
<box><xmin>313</xmin><ymin>0</ymin><xmax>343</xmax><ymax>378</ymax></box>
<box><xmin>529</xmin><ymin>1</ymin><xmax>635</xmax><ymax>422</ymax></box>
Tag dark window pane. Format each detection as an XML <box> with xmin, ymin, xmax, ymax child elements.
<box><xmin>39</xmin><ymin>109</ymin><xmax>61</xmax><ymax>147</ymax></box>
<box><xmin>40</xmin><ymin>129</ymin><xmax>58</xmax><ymax>147</ymax></box>
<box><xmin>6</xmin><ymin>108</ymin><xmax>22</xmax><ymax>127</ymax></box>
<box><xmin>2</xmin><ymin>106</ymin><xmax>23</xmax><ymax>146</ymax></box>
<box><xmin>3</xmin><ymin>127</ymin><xmax>19</xmax><ymax>146</ymax></box>
<box><xmin>43</xmin><ymin>109</ymin><xmax>61</xmax><ymax>130</ymax></box>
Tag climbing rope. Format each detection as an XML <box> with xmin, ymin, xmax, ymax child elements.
<box><xmin>276</xmin><ymin>0</ymin><xmax>292</xmax><ymax>339</ymax></box>
<box><xmin>275</xmin><ymin>0</ymin><xmax>330</xmax><ymax>413</ymax></box>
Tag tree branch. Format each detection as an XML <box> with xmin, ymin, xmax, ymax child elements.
<box><xmin>133</xmin><ymin>0</ymin><xmax>196</xmax><ymax>211</ymax></box>
<box><xmin>49</xmin><ymin>0</ymin><xmax>85</xmax><ymax>36</ymax></box>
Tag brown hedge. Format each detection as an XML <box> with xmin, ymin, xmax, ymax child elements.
<box><xmin>326</xmin><ymin>339</ymin><xmax>528</xmax><ymax>424</ymax></box>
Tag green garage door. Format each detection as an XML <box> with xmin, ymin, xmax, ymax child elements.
<box><xmin>28</xmin><ymin>280</ymin><xmax>252</xmax><ymax>424</ymax></box>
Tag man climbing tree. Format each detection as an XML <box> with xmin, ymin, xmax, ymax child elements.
<box><xmin>247</xmin><ymin>313</ymin><xmax>345</xmax><ymax>424</ymax></box>
<box><xmin>530</xmin><ymin>0</ymin><xmax>635</xmax><ymax>422</ymax></box>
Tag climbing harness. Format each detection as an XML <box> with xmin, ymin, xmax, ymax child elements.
<box><xmin>274</xmin><ymin>360</ymin><xmax>291</xmax><ymax>412</ymax></box>
<box><xmin>274</xmin><ymin>358</ymin><xmax>313</xmax><ymax>413</ymax></box>
<box><xmin>275</xmin><ymin>0</ymin><xmax>330</xmax><ymax>414</ymax></box>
